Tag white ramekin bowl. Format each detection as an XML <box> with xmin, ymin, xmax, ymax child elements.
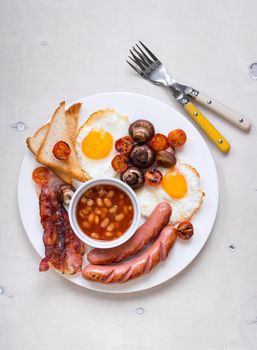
<box><xmin>68</xmin><ymin>178</ymin><xmax>141</xmax><ymax>249</ymax></box>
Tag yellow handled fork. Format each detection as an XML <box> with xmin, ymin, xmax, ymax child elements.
<box><xmin>127</xmin><ymin>41</ymin><xmax>233</xmax><ymax>153</ymax></box>
<box><xmin>182</xmin><ymin>101</ymin><xmax>230</xmax><ymax>153</ymax></box>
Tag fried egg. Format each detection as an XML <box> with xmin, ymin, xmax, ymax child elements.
<box><xmin>137</xmin><ymin>161</ymin><xmax>204</xmax><ymax>224</ymax></box>
<box><xmin>76</xmin><ymin>109</ymin><xmax>129</xmax><ymax>179</ymax></box>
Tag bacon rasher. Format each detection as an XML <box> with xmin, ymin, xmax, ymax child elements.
<box><xmin>37</xmin><ymin>172</ymin><xmax>85</xmax><ymax>274</ymax></box>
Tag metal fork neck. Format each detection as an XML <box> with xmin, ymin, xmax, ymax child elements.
<box><xmin>168</xmin><ymin>85</ymin><xmax>189</xmax><ymax>106</ymax></box>
<box><xmin>167</xmin><ymin>83</ymin><xmax>199</xmax><ymax>106</ymax></box>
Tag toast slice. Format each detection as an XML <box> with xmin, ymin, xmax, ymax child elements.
<box><xmin>65</xmin><ymin>103</ymin><xmax>81</xmax><ymax>145</ymax></box>
<box><xmin>26</xmin><ymin>103</ymin><xmax>82</xmax><ymax>155</ymax></box>
<box><xmin>26</xmin><ymin>103</ymin><xmax>83</xmax><ymax>183</ymax></box>
<box><xmin>36</xmin><ymin>102</ymin><xmax>89</xmax><ymax>182</ymax></box>
<box><xmin>26</xmin><ymin>123</ymin><xmax>72</xmax><ymax>184</ymax></box>
<box><xmin>26</xmin><ymin>124</ymin><xmax>48</xmax><ymax>155</ymax></box>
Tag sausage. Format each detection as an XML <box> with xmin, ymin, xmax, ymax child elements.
<box><xmin>87</xmin><ymin>202</ymin><xmax>172</xmax><ymax>265</ymax></box>
<box><xmin>82</xmin><ymin>225</ymin><xmax>177</xmax><ymax>284</ymax></box>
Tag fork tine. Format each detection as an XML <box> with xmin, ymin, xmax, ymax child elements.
<box><xmin>132</xmin><ymin>46</ymin><xmax>151</xmax><ymax>66</ymax></box>
<box><xmin>126</xmin><ymin>60</ymin><xmax>143</xmax><ymax>76</ymax></box>
<box><xmin>139</xmin><ymin>41</ymin><xmax>159</xmax><ymax>62</ymax></box>
<box><xmin>129</xmin><ymin>50</ymin><xmax>146</xmax><ymax>70</ymax></box>
<box><xmin>135</xmin><ymin>44</ymin><xmax>153</xmax><ymax>64</ymax></box>
<box><xmin>128</xmin><ymin>55</ymin><xmax>145</xmax><ymax>71</ymax></box>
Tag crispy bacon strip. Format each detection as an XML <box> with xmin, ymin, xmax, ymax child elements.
<box><xmin>38</xmin><ymin>172</ymin><xmax>85</xmax><ymax>274</ymax></box>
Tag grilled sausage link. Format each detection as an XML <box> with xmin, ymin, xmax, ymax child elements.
<box><xmin>82</xmin><ymin>225</ymin><xmax>177</xmax><ymax>284</ymax></box>
<box><xmin>87</xmin><ymin>202</ymin><xmax>172</xmax><ymax>265</ymax></box>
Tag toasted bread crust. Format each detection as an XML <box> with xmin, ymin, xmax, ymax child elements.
<box><xmin>26</xmin><ymin>124</ymin><xmax>49</xmax><ymax>155</ymax></box>
<box><xmin>66</xmin><ymin>103</ymin><xmax>81</xmax><ymax>145</ymax></box>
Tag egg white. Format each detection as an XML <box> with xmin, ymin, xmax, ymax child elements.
<box><xmin>136</xmin><ymin>185</ymin><xmax>158</xmax><ymax>218</ymax></box>
<box><xmin>76</xmin><ymin>109</ymin><xmax>129</xmax><ymax>179</ymax></box>
<box><xmin>136</xmin><ymin>161</ymin><xmax>204</xmax><ymax>225</ymax></box>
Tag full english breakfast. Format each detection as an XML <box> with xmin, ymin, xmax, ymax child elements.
<box><xmin>26</xmin><ymin>100</ymin><xmax>203</xmax><ymax>284</ymax></box>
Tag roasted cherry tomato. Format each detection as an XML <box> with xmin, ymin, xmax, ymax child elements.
<box><xmin>177</xmin><ymin>220</ymin><xmax>194</xmax><ymax>240</ymax></box>
<box><xmin>145</xmin><ymin>168</ymin><xmax>163</xmax><ymax>187</ymax></box>
<box><xmin>115</xmin><ymin>136</ymin><xmax>133</xmax><ymax>154</ymax></box>
<box><xmin>111</xmin><ymin>154</ymin><xmax>129</xmax><ymax>173</ymax></box>
<box><xmin>53</xmin><ymin>141</ymin><xmax>71</xmax><ymax>160</ymax></box>
<box><xmin>167</xmin><ymin>129</ymin><xmax>187</xmax><ymax>148</ymax></box>
<box><xmin>32</xmin><ymin>167</ymin><xmax>49</xmax><ymax>185</ymax></box>
<box><xmin>150</xmin><ymin>133</ymin><xmax>169</xmax><ymax>152</ymax></box>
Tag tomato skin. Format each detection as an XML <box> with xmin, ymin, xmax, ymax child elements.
<box><xmin>32</xmin><ymin>167</ymin><xmax>49</xmax><ymax>185</ymax></box>
<box><xmin>115</xmin><ymin>136</ymin><xmax>133</xmax><ymax>154</ymax></box>
<box><xmin>167</xmin><ymin>129</ymin><xmax>187</xmax><ymax>148</ymax></box>
<box><xmin>111</xmin><ymin>154</ymin><xmax>129</xmax><ymax>173</ymax></box>
<box><xmin>150</xmin><ymin>133</ymin><xmax>169</xmax><ymax>152</ymax></box>
<box><xmin>145</xmin><ymin>168</ymin><xmax>163</xmax><ymax>187</ymax></box>
<box><xmin>53</xmin><ymin>141</ymin><xmax>71</xmax><ymax>160</ymax></box>
<box><xmin>177</xmin><ymin>221</ymin><xmax>193</xmax><ymax>240</ymax></box>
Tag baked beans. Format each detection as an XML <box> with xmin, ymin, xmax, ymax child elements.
<box><xmin>76</xmin><ymin>185</ymin><xmax>134</xmax><ymax>240</ymax></box>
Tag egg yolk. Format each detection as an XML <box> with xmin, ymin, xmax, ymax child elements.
<box><xmin>82</xmin><ymin>129</ymin><xmax>113</xmax><ymax>159</ymax></box>
<box><xmin>162</xmin><ymin>170</ymin><xmax>188</xmax><ymax>199</ymax></box>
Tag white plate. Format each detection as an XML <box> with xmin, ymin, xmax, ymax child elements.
<box><xmin>18</xmin><ymin>92</ymin><xmax>219</xmax><ymax>294</ymax></box>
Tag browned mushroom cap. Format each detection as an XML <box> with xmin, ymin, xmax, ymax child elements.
<box><xmin>156</xmin><ymin>149</ymin><xmax>177</xmax><ymax>168</ymax></box>
<box><xmin>129</xmin><ymin>144</ymin><xmax>155</xmax><ymax>169</ymax></box>
<box><xmin>129</xmin><ymin>119</ymin><xmax>155</xmax><ymax>143</ymax></box>
<box><xmin>58</xmin><ymin>184</ymin><xmax>75</xmax><ymax>206</ymax></box>
<box><xmin>120</xmin><ymin>166</ymin><xmax>145</xmax><ymax>189</ymax></box>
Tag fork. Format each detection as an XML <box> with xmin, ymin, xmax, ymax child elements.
<box><xmin>127</xmin><ymin>41</ymin><xmax>234</xmax><ymax>153</ymax></box>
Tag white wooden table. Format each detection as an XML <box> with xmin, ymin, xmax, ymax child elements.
<box><xmin>1</xmin><ymin>1</ymin><xmax>257</xmax><ymax>349</ymax></box>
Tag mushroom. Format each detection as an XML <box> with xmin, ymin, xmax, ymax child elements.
<box><xmin>120</xmin><ymin>167</ymin><xmax>145</xmax><ymax>189</ymax></box>
<box><xmin>58</xmin><ymin>184</ymin><xmax>75</xmax><ymax>206</ymax></box>
<box><xmin>129</xmin><ymin>119</ymin><xmax>155</xmax><ymax>143</ymax></box>
<box><xmin>156</xmin><ymin>149</ymin><xmax>177</xmax><ymax>168</ymax></box>
<box><xmin>129</xmin><ymin>144</ymin><xmax>155</xmax><ymax>169</ymax></box>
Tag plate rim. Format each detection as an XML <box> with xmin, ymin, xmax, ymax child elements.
<box><xmin>18</xmin><ymin>91</ymin><xmax>219</xmax><ymax>294</ymax></box>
